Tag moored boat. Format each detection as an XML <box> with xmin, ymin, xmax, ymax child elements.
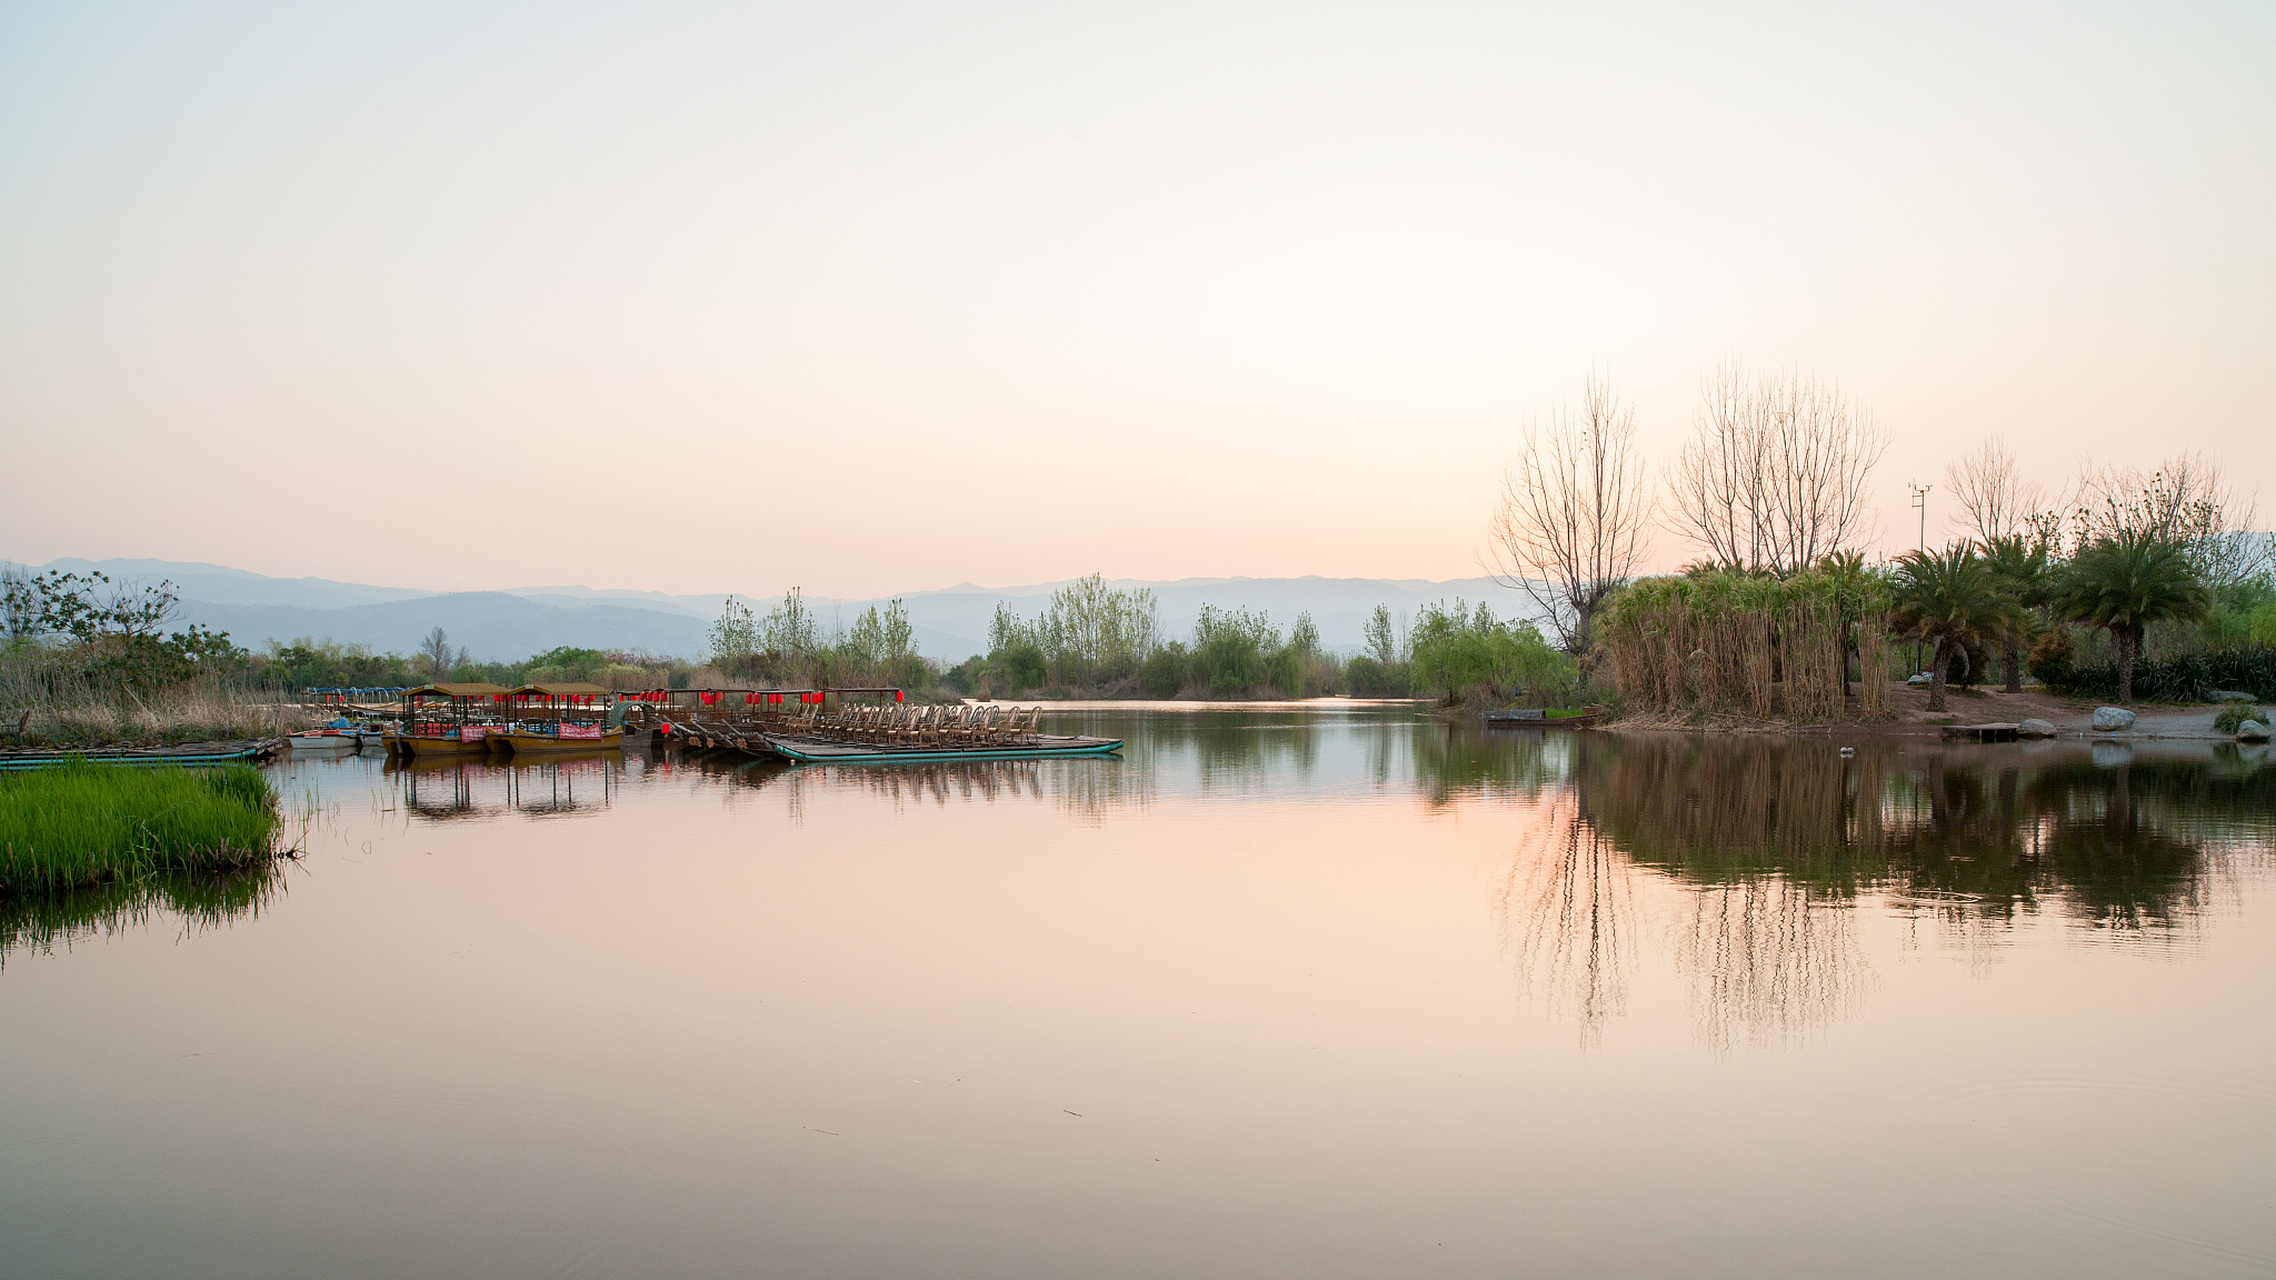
<box><xmin>390</xmin><ymin>683</ymin><xmax>513</xmax><ymax>756</ymax></box>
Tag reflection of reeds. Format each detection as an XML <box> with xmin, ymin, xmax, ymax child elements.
<box><xmin>1674</xmin><ymin>878</ymin><xmax>1871</xmax><ymax>1050</ymax></box>
<box><xmin>1</xmin><ymin>863</ymin><xmax>284</xmax><ymax>963</ymax></box>
<box><xmin>1494</xmin><ymin>791</ymin><xmax>1634</xmax><ymax>1045</ymax></box>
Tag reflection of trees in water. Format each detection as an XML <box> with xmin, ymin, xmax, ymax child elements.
<box><xmin>1533</xmin><ymin>736</ymin><xmax>1878</xmax><ymax>1047</ymax></box>
<box><xmin>1674</xmin><ymin>880</ymin><xmax>1870</xmax><ymax>1050</ymax></box>
<box><xmin>2</xmin><ymin>865</ymin><xmax>284</xmax><ymax>964</ymax></box>
<box><xmin>1412</xmin><ymin>722</ymin><xmax>1562</xmax><ymax>808</ymax></box>
<box><xmin>1502</xmin><ymin>735</ymin><xmax>2273</xmax><ymax>1044</ymax></box>
<box><xmin>1492</xmin><ymin>790</ymin><xmax>1634</xmax><ymax>1045</ymax></box>
<box><xmin>1174</xmin><ymin>714</ymin><xmax>1322</xmax><ymax>795</ymax></box>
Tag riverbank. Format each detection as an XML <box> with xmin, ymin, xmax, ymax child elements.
<box><xmin>1606</xmin><ymin>681</ymin><xmax>2256</xmax><ymax>741</ymax></box>
<box><xmin>0</xmin><ymin>761</ymin><xmax>285</xmax><ymax>895</ymax></box>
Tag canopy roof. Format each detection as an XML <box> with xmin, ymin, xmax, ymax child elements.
<box><xmin>402</xmin><ymin>682</ymin><xmax>512</xmax><ymax>699</ymax></box>
<box><xmin>511</xmin><ymin>682</ymin><xmax>613</xmax><ymax>697</ymax></box>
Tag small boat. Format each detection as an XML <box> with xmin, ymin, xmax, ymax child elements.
<box><xmin>288</xmin><ymin>718</ymin><xmax>383</xmax><ymax>753</ymax></box>
<box><xmin>1483</xmin><ymin>705</ymin><xmax>1606</xmax><ymax>729</ymax></box>
<box><xmin>0</xmin><ymin>740</ymin><xmax>281</xmax><ymax>770</ymax></box>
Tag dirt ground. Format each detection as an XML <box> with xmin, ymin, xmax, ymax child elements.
<box><xmin>1609</xmin><ymin>683</ymin><xmax>2256</xmax><ymax>740</ymax></box>
<box><xmin>1881</xmin><ymin>682</ymin><xmax>2246</xmax><ymax>739</ymax></box>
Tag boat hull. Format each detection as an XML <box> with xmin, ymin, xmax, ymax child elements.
<box><xmin>504</xmin><ymin>728</ymin><xmax>624</xmax><ymax>753</ymax></box>
<box><xmin>397</xmin><ymin>733</ymin><xmax>492</xmax><ymax>757</ymax></box>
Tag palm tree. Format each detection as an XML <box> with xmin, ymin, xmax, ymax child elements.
<box><xmin>1890</xmin><ymin>544</ymin><xmax>2003</xmax><ymax>712</ymax></box>
<box><xmin>2050</xmin><ymin>530</ymin><xmax>2210</xmax><ymax>703</ymax></box>
<box><xmin>1981</xmin><ymin>534</ymin><xmax>2051</xmax><ymax>693</ymax></box>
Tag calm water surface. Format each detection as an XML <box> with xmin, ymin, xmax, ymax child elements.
<box><xmin>4</xmin><ymin>705</ymin><xmax>2273</xmax><ymax>1278</ymax></box>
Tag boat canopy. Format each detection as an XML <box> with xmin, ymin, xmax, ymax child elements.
<box><xmin>510</xmin><ymin>682</ymin><xmax>613</xmax><ymax>699</ymax></box>
<box><xmin>402</xmin><ymin>682</ymin><xmax>512</xmax><ymax>700</ymax></box>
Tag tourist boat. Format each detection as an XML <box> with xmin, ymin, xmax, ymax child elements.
<box><xmin>500</xmin><ymin>682</ymin><xmax>624</xmax><ymax>754</ymax></box>
<box><xmin>386</xmin><ymin>682</ymin><xmax>513</xmax><ymax>757</ymax></box>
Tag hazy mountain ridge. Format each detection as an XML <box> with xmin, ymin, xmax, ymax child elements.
<box><xmin>15</xmin><ymin>557</ymin><xmax>1546</xmax><ymax>662</ymax></box>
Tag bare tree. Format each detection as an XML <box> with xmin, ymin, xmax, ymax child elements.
<box><xmin>2072</xmin><ymin>451</ymin><xmax>2271</xmax><ymax>592</ymax></box>
<box><xmin>1486</xmin><ymin>371</ymin><xmax>1654</xmax><ymax>654</ymax></box>
<box><xmin>1944</xmin><ymin>436</ymin><xmax>2046</xmax><ymax>545</ymax></box>
<box><xmin>1665</xmin><ymin>363</ymin><xmax>1889</xmax><ymax>573</ymax></box>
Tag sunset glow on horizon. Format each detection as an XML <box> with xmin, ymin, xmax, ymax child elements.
<box><xmin>2</xmin><ymin>0</ymin><xmax>2268</xmax><ymax>599</ymax></box>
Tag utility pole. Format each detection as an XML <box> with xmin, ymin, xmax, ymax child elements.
<box><xmin>1909</xmin><ymin>481</ymin><xmax>1932</xmax><ymax>677</ymax></box>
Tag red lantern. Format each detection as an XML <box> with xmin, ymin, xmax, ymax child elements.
<box><xmin>894</xmin><ymin>689</ymin><xmax>904</xmax><ymax>702</ymax></box>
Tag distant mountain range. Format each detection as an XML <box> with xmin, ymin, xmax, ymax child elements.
<box><xmin>14</xmin><ymin>557</ymin><xmax>1545</xmax><ymax>663</ymax></box>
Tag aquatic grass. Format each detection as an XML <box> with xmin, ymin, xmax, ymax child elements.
<box><xmin>0</xmin><ymin>760</ymin><xmax>282</xmax><ymax>894</ymax></box>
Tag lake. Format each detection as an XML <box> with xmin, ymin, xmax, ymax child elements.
<box><xmin>3</xmin><ymin>704</ymin><xmax>2272</xmax><ymax>1279</ymax></box>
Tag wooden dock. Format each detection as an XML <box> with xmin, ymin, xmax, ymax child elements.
<box><xmin>1940</xmin><ymin>722</ymin><xmax>2020</xmax><ymax>743</ymax></box>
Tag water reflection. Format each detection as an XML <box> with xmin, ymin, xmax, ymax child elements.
<box><xmin>385</xmin><ymin>754</ymin><xmax>625</xmax><ymax>821</ymax></box>
<box><xmin>1</xmin><ymin>865</ymin><xmax>285</xmax><ymax>963</ymax></box>
<box><xmin>1494</xmin><ymin>732</ymin><xmax>2276</xmax><ymax>1044</ymax></box>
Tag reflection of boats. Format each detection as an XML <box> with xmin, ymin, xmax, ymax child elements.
<box><xmin>385</xmin><ymin>683</ymin><xmax>512</xmax><ymax>757</ymax></box>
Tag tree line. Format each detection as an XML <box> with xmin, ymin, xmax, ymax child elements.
<box><xmin>1492</xmin><ymin>364</ymin><xmax>2269</xmax><ymax>714</ymax></box>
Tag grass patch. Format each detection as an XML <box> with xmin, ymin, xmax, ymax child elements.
<box><xmin>2214</xmin><ymin>704</ymin><xmax>2268</xmax><ymax>734</ymax></box>
<box><xmin>0</xmin><ymin>760</ymin><xmax>282</xmax><ymax>894</ymax></box>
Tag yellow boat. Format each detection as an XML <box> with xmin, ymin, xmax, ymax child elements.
<box><xmin>502</xmin><ymin>724</ymin><xmax>625</xmax><ymax>753</ymax></box>
<box><xmin>500</xmin><ymin>682</ymin><xmax>622</xmax><ymax>754</ymax></box>
<box><xmin>391</xmin><ymin>682</ymin><xmax>513</xmax><ymax>757</ymax></box>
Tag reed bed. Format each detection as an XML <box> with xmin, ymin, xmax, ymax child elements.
<box><xmin>0</xmin><ymin>761</ymin><xmax>282</xmax><ymax>894</ymax></box>
<box><xmin>1598</xmin><ymin>570</ymin><xmax>1893</xmax><ymax>720</ymax></box>
<box><xmin>0</xmin><ymin>654</ymin><xmax>312</xmax><ymax>746</ymax></box>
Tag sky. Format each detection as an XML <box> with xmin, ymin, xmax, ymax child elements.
<box><xmin>1</xmin><ymin>0</ymin><xmax>2269</xmax><ymax>599</ymax></box>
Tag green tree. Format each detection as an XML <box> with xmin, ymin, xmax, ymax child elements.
<box><xmin>2050</xmin><ymin>530</ymin><xmax>2210</xmax><ymax>703</ymax></box>
<box><xmin>1980</xmin><ymin>534</ymin><xmax>2051</xmax><ymax>693</ymax></box>
<box><xmin>708</xmin><ymin>597</ymin><xmax>759</xmax><ymax>671</ymax></box>
<box><xmin>1363</xmin><ymin>605</ymin><xmax>1399</xmax><ymax>665</ymax></box>
<box><xmin>1889</xmin><ymin>544</ymin><xmax>2004</xmax><ymax>712</ymax></box>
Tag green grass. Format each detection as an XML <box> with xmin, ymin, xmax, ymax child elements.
<box><xmin>2214</xmin><ymin>704</ymin><xmax>2268</xmax><ymax>734</ymax></box>
<box><xmin>0</xmin><ymin>760</ymin><xmax>281</xmax><ymax>894</ymax></box>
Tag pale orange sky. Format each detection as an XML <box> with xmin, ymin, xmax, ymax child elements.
<box><xmin>2</xmin><ymin>1</ymin><xmax>2269</xmax><ymax>598</ymax></box>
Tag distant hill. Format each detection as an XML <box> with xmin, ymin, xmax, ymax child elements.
<box><xmin>13</xmin><ymin>557</ymin><xmax>1546</xmax><ymax>662</ymax></box>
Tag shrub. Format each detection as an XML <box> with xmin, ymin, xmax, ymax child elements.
<box><xmin>2214</xmin><ymin>703</ymin><xmax>2267</xmax><ymax>734</ymax></box>
<box><xmin>1141</xmin><ymin>644</ymin><xmax>1188</xmax><ymax>698</ymax></box>
<box><xmin>2027</xmin><ymin>628</ymin><xmax>2076</xmax><ymax>690</ymax></box>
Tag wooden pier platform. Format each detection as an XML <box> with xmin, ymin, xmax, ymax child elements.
<box><xmin>1940</xmin><ymin>722</ymin><xmax>2021</xmax><ymax>743</ymax></box>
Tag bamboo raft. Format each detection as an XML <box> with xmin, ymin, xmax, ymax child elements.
<box><xmin>667</xmin><ymin>698</ymin><xmax>1122</xmax><ymax>764</ymax></box>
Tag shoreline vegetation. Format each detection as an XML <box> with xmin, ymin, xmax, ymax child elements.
<box><xmin>0</xmin><ymin>760</ymin><xmax>288</xmax><ymax>897</ymax></box>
